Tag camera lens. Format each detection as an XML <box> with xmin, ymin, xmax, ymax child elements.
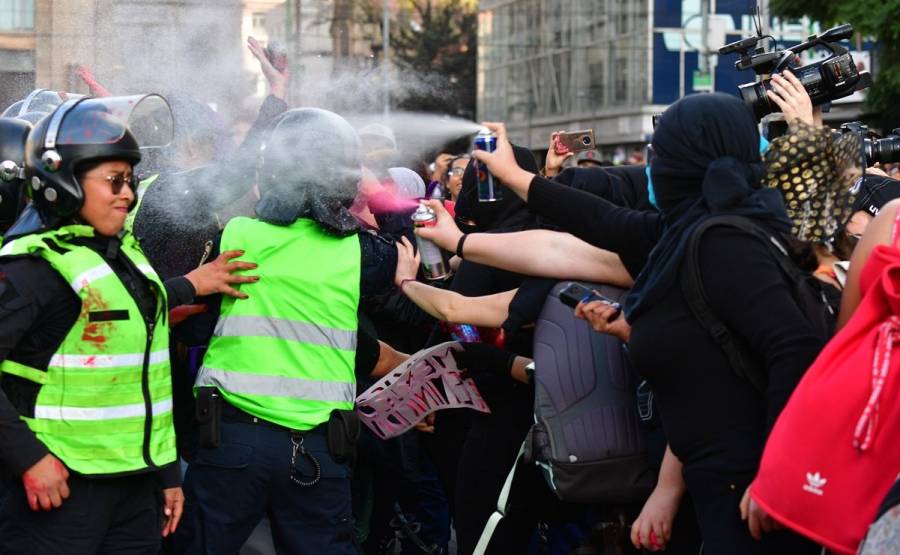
<box><xmin>739</xmin><ymin>81</ymin><xmax>773</xmax><ymax>121</ymax></box>
<box><xmin>581</xmin><ymin>136</ymin><xmax>592</xmax><ymax>146</ymax></box>
<box><xmin>870</xmin><ymin>136</ymin><xmax>900</xmax><ymax>165</ymax></box>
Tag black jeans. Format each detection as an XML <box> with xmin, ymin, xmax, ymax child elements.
<box><xmin>682</xmin><ymin>461</ymin><xmax>819</xmax><ymax>555</ymax></box>
<box><xmin>453</xmin><ymin>388</ymin><xmax>554</xmax><ymax>555</ymax></box>
<box><xmin>0</xmin><ymin>471</ymin><xmax>162</xmax><ymax>555</ymax></box>
<box><xmin>174</xmin><ymin>409</ymin><xmax>359</xmax><ymax>555</ymax></box>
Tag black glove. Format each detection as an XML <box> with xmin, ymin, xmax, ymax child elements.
<box><xmin>450</xmin><ymin>342</ymin><xmax>518</xmax><ymax>395</ymax></box>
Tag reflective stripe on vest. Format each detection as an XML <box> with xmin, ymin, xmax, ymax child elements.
<box><xmin>0</xmin><ymin>225</ymin><xmax>176</xmax><ymax>475</ymax></box>
<box><xmin>35</xmin><ymin>399</ymin><xmax>173</xmax><ymax>421</ymax></box>
<box><xmin>196</xmin><ymin>367</ymin><xmax>355</xmax><ymax>403</ymax></box>
<box><xmin>197</xmin><ymin>217</ymin><xmax>361</xmax><ymax>431</ymax></box>
<box><xmin>214</xmin><ymin>315</ymin><xmax>357</xmax><ymax>351</ymax></box>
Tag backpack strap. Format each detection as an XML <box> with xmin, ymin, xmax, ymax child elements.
<box><xmin>680</xmin><ymin>215</ymin><xmax>793</xmax><ymax>393</ymax></box>
<box><xmin>472</xmin><ymin>442</ymin><xmax>526</xmax><ymax>555</ymax></box>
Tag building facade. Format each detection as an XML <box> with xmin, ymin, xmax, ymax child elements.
<box><xmin>0</xmin><ymin>0</ymin><xmax>36</xmax><ymax>111</ymax></box>
<box><xmin>478</xmin><ymin>0</ymin><xmax>874</xmax><ymax>155</ymax></box>
<box><xmin>0</xmin><ymin>0</ymin><xmax>249</xmax><ymax>119</ymax></box>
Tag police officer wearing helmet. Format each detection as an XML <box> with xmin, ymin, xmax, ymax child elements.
<box><xmin>180</xmin><ymin>108</ymin><xmax>400</xmax><ymax>554</ymax></box>
<box><xmin>0</xmin><ymin>96</ymin><xmax>257</xmax><ymax>554</ymax></box>
<box><xmin>0</xmin><ymin>117</ymin><xmax>32</xmax><ymax>233</ymax></box>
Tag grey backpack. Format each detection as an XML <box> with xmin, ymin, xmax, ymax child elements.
<box><xmin>524</xmin><ymin>282</ymin><xmax>655</xmax><ymax>504</ymax></box>
<box><xmin>474</xmin><ymin>282</ymin><xmax>657</xmax><ymax>554</ymax></box>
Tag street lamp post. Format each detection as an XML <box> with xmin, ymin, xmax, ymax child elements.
<box><xmin>383</xmin><ymin>0</ymin><xmax>390</xmax><ymax>116</ymax></box>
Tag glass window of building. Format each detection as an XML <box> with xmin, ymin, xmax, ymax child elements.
<box><xmin>0</xmin><ymin>0</ymin><xmax>34</xmax><ymax>31</ymax></box>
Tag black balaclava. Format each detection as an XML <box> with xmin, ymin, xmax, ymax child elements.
<box><xmin>625</xmin><ymin>93</ymin><xmax>792</xmax><ymax>321</ymax></box>
<box><xmin>454</xmin><ymin>144</ymin><xmax>539</xmax><ymax>233</ymax></box>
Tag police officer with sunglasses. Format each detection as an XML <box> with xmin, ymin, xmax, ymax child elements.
<box><xmin>0</xmin><ymin>95</ymin><xmax>255</xmax><ymax>554</ymax></box>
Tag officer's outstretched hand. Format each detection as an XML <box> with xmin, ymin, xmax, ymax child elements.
<box><xmin>394</xmin><ymin>237</ymin><xmax>421</xmax><ymax>287</ymax></box>
<box><xmin>161</xmin><ymin>486</ymin><xmax>185</xmax><ymax>537</ymax></box>
<box><xmin>185</xmin><ymin>250</ymin><xmax>259</xmax><ymax>300</ymax></box>
<box><xmin>22</xmin><ymin>454</ymin><xmax>69</xmax><ymax>511</ymax></box>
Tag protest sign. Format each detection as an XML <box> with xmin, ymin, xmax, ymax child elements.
<box><xmin>356</xmin><ymin>342</ymin><xmax>490</xmax><ymax>439</ymax></box>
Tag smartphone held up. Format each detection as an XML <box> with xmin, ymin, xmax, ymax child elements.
<box><xmin>553</xmin><ymin>130</ymin><xmax>596</xmax><ymax>155</ymax></box>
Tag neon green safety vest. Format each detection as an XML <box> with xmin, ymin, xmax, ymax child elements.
<box><xmin>196</xmin><ymin>216</ymin><xmax>361</xmax><ymax>430</ymax></box>
<box><xmin>0</xmin><ymin>225</ymin><xmax>176</xmax><ymax>475</ymax></box>
<box><xmin>123</xmin><ymin>173</ymin><xmax>159</xmax><ymax>233</ymax></box>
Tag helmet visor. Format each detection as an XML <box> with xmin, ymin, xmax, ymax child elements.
<box><xmin>1</xmin><ymin>90</ymin><xmax>86</xmax><ymax>119</ymax></box>
<box><xmin>54</xmin><ymin>94</ymin><xmax>174</xmax><ymax>149</ymax></box>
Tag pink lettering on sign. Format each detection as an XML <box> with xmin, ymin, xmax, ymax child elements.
<box><xmin>356</xmin><ymin>342</ymin><xmax>490</xmax><ymax>439</ymax></box>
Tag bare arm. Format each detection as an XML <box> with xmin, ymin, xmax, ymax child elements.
<box><xmin>463</xmin><ymin>230</ymin><xmax>633</xmax><ymax>287</ymax></box>
<box><xmin>837</xmin><ymin>199</ymin><xmax>900</xmax><ymax>329</ymax></box>
<box><xmin>416</xmin><ymin>200</ymin><xmax>633</xmax><ymax>286</ymax></box>
<box><xmin>400</xmin><ymin>282</ymin><xmax>517</xmax><ymax>328</ymax></box>
<box><xmin>394</xmin><ymin>236</ymin><xmax>517</xmax><ymax>327</ymax></box>
<box><xmin>630</xmin><ymin>445</ymin><xmax>685</xmax><ymax>550</ymax></box>
<box><xmin>371</xmin><ymin>341</ymin><xmax>409</xmax><ymax>378</ymax></box>
<box><xmin>510</xmin><ymin>356</ymin><xmax>532</xmax><ymax>384</ymax></box>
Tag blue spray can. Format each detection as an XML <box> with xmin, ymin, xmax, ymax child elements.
<box><xmin>473</xmin><ymin>127</ymin><xmax>501</xmax><ymax>202</ymax></box>
<box><xmin>447</xmin><ymin>323</ymin><xmax>481</xmax><ymax>343</ymax></box>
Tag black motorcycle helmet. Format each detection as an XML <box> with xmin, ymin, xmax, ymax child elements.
<box><xmin>254</xmin><ymin>108</ymin><xmax>362</xmax><ymax>233</ymax></box>
<box><xmin>0</xmin><ymin>117</ymin><xmax>32</xmax><ymax>228</ymax></box>
<box><xmin>25</xmin><ymin>98</ymin><xmax>142</xmax><ymax>225</ymax></box>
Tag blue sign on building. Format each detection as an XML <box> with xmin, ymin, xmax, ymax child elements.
<box><xmin>652</xmin><ymin>0</ymin><xmax>875</xmax><ymax>107</ymax></box>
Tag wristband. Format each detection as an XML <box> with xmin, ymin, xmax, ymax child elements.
<box><xmin>398</xmin><ymin>278</ymin><xmax>416</xmax><ymax>290</ymax></box>
<box><xmin>456</xmin><ymin>234</ymin><xmax>469</xmax><ymax>259</ymax></box>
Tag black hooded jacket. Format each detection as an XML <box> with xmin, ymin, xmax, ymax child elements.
<box><xmin>526</xmin><ymin>173</ymin><xmax>661</xmax><ymax>278</ymax></box>
<box><xmin>624</xmin><ymin>94</ymin><xmax>825</xmax><ymax>468</ymax></box>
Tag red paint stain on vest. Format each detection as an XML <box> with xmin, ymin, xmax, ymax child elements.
<box><xmin>80</xmin><ymin>288</ymin><xmax>109</xmax><ymax>347</ymax></box>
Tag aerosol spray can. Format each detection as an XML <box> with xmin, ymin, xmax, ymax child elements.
<box><xmin>411</xmin><ymin>203</ymin><xmax>450</xmax><ymax>280</ymax></box>
<box><xmin>446</xmin><ymin>323</ymin><xmax>482</xmax><ymax>343</ymax></box>
<box><xmin>265</xmin><ymin>40</ymin><xmax>288</xmax><ymax>73</ymax></box>
<box><xmin>474</xmin><ymin>127</ymin><xmax>501</xmax><ymax>202</ymax></box>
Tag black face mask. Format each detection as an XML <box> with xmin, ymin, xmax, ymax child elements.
<box><xmin>454</xmin><ymin>143</ymin><xmax>539</xmax><ymax>233</ymax></box>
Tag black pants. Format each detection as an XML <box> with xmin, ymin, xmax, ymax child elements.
<box><xmin>451</xmin><ymin>388</ymin><xmax>555</xmax><ymax>555</ymax></box>
<box><xmin>0</xmin><ymin>472</ymin><xmax>162</xmax><ymax>555</ymax></box>
<box><xmin>682</xmin><ymin>462</ymin><xmax>819</xmax><ymax>555</ymax></box>
<box><xmin>174</xmin><ymin>410</ymin><xmax>359</xmax><ymax>555</ymax></box>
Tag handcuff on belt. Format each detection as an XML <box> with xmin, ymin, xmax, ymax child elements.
<box><xmin>289</xmin><ymin>432</ymin><xmax>322</xmax><ymax>488</ymax></box>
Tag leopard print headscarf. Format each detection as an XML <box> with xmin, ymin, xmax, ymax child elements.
<box><xmin>764</xmin><ymin>122</ymin><xmax>863</xmax><ymax>241</ymax></box>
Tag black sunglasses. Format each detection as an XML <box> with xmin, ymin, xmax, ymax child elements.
<box><xmin>83</xmin><ymin>173</ymin><xmax>138</xmax><ymax>195</ymax></box>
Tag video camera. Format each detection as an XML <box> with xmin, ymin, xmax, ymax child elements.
<box><xmin>719</xmin><ymin>23</ymin><xmax>872</xmax><ymax>121</ymax></box>
<box><xmin>839</xmin><ymin>122</ymin><xmax>900</xmax><ymax>166</ymax></box>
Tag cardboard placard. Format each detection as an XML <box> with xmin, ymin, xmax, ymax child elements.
<box><xmin>356</xmin><ymin>342</ymin><xmax>490</xmax><ymax>439</ymax></box>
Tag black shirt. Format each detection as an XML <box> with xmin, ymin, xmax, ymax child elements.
<box><xmin>527</xmin><ymin>175</ymin><xmax>661</xmax><ymax>278</ymax></box>
<box><xmin>627</xmin><ymin>226</ymin><xmax>825</xmax><ymax>468</ymax></box>
<box><xmin>0</xmin><ymin>234</ymin><xmax>195</xmax><ymax>484</ymax></box>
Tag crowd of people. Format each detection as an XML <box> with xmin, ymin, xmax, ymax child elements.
<box><xmin>1</xmin><ymin>35</ymin><xmax>900</xmax><ymax>555</ymax></box>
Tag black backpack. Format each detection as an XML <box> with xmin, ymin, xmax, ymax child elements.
<box><xmin>680</xmin><ymin>215</ymin><xmax>836</xmax><ymax>392</ymax></box>
<box><xmin>524</xmin><ymin>282</ymin><xmax>655</xmax><ymax>504</ymax></box>
<box><xmin>474</xmin><ymin>282</ymin><xmax>656</xmax><ymax>554</ymax></box>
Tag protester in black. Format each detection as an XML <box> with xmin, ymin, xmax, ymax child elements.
<box><xmin>622</xmin><ymin>94</ymin><xmax>824</xmax><ymax>554</ymax></box>
<box><xmin>420</xmin><ymin>147</ymin><xmax>564</xmax><ymax>555</ymax></box>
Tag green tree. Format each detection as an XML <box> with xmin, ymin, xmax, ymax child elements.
<box><xmin>332</xmin><ymin>0</ymin><xmax>477</xmax><ymax>117</ymax></box>
<box><xmin>387</xmin><ymin>0</ymin><xmax>477</xmax><ymax>118</ymax></box>
<box><xmin>771</xmin><ymin>0</ymin><xmax>900</xmax><ymax>117</ymax></box>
